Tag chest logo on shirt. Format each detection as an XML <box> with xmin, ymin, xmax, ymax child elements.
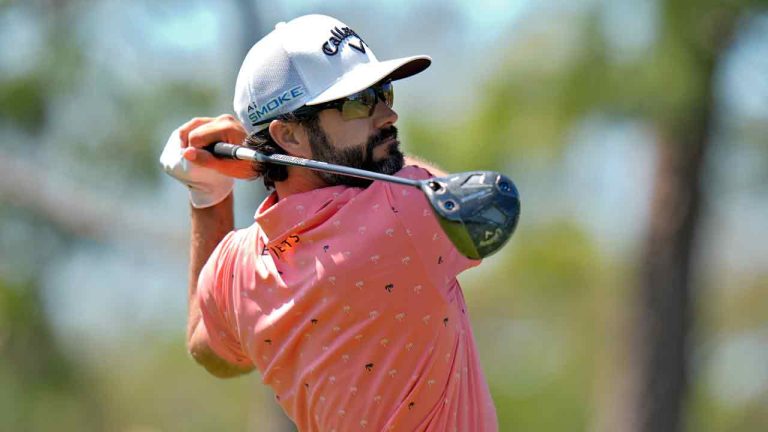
<box><xmin>261</xmin><ymin>234</ymin><xmax>301</xmax><ymax>260</ymax></box>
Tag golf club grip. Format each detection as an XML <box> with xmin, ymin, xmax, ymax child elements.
<box><xmin>203</xmin><ymin>142</ymin><xmax>240</xmax><ymax>159</ymax></box>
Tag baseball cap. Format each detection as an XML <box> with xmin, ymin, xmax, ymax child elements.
<box><xmin>233</xmin><ymin>14</ymin><xmax>431</xmax><ymax>134</ymax></box>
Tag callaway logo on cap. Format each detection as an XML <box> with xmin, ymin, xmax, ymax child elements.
<box><xmin>233</xmin><ymin>14</ymin><xmax>431</xmax><ymax>133</ymax></box>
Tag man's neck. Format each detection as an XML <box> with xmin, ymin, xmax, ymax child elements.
<box><xmin>274</xmin><ymin>167</ymin><xmax>328</xmax><ymax>200</ymax></box>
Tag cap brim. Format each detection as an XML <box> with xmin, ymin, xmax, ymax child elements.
<box><xmin>305</xmin><ymin>55</ymin><xmax>431</xmax><ymax>105</ymax></box>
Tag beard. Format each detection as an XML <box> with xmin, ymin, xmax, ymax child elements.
<box><xmin>307</xmin><ymin>124</ymin><xmax>405</xmax><ymax>188</ymax></box>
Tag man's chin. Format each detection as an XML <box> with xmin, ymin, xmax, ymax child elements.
<box><xmin>318</xmin><ymin>156</ymin><xmax>403</xmax><ymax>188</ymax></box>
<box><xmin>371</xmin><ymin>149</ymin><xmax>404</xmax><ymax>176</ymax></box>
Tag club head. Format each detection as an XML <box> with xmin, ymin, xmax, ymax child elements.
<box><xmin>420</xmin><ymin>171</ymin><xmax>520</xmax><ymax>259</ymax></box>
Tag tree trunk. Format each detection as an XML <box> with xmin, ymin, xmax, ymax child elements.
<box><xmin>628</xmin><ymin>8</ymin><xmax>738</xmax><ymax>431</ymax></box>
<box><xmin>632</xmin><ymin>121</ymin><xmax>708</xmax><ymax>432</ymax></box>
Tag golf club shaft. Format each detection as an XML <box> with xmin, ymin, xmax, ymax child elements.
<box><xmin>206</xmin><ymin>142</ymin><xmax>421</xmax><ymax>188</ymax></box>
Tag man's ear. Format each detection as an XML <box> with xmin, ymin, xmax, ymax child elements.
<box><xmin>269</xmin><ymin>120</ymin><xmax>311</xmax><ymax>158</ymax></box>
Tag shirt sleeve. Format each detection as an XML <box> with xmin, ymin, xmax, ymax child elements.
<box><xmin>196</xmin><ymin>230</ymin><xmax>253</xmax><ymax>367</ymax></box>
<box><xmin>385</xmin><ymin>165</ymin><xmax>482</xmax><ymax>279</ymax></box>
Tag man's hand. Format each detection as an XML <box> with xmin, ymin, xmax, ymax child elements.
<box><xmin>179</xmin><ymin>114</ymin><xmax>255</xmax><ymax>180</ymax></box>
<box><xmin>160</xmin><ymin>114</ymin><xmax>253</xmax><ymax>208</ymax></box>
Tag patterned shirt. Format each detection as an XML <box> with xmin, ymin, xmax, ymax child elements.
<box><xmin>197</xmin><ymin>165</ymin><xmax>498</xmax><ymax>431</ymax></box>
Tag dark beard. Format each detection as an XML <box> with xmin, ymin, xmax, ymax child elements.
<box><xmin>307</xmin><ymin>124</ymin><xmax>405</xmax><ymax>188</ymax></box>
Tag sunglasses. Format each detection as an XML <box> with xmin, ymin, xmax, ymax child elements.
<box><xmin>257</xmin><ymin>81</ymin><xmax>394</xmax><ymax>127</ymax></box>
<box><xmin>309</xmin><ymin>80</ymin><xmax>394</xmax><ymax>120</ymax></box>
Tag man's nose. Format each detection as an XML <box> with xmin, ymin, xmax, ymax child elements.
<box><xmin>373</xmin><ymin>101</ymin><xmax>398</xmax><ymax>129</ymax></box>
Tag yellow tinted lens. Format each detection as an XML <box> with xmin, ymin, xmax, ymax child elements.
<box><xmin>341</xmin><ymin>100</ymin><xmax>371</xmax><ymax>119</ymax></box>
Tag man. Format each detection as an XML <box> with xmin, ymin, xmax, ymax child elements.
<box><xmin>161</xmin><ymin>14</ymin><xmax>498</xmax><ymax>431</ymax></box>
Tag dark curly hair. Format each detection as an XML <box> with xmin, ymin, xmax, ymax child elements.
<box><xmin>243</xmin><ymin>112</ymin><xmax>321</xmax><ymax>190</ymax></box>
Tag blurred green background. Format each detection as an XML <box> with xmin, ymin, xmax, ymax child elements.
<box><xmin>1</xmin><ymin>0</ymin><xmax>766</xmax><ymax>431</ymax></box>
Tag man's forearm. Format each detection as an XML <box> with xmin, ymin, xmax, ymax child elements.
<box><xmin>187</xmin><ymin>192</ymin><xmax>235</xmax><ymax>340</ymax></box>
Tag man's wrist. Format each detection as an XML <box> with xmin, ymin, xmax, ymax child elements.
<box><xmin>187</xmin><ymin>178</ymin><xmax>234</xmax><ymax>209</ymax></box>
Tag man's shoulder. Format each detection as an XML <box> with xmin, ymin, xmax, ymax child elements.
<box><xmin>394</xmin><ymin>164</ymin><xmax>434</xmax><ymax>181</ymax></box>
<box><xmin>219</xmin><ymin>223</ymin><xmax>261</xmax><ymax>253</ymax></box>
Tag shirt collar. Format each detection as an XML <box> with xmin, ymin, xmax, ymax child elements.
<box><xmin>254</xmin><ymin>186</ymin><xmax>359</xmax><ymax>246</ymax></box>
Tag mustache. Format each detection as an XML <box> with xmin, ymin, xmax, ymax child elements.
<box><xmin>368</xmin><ymin>126</ymin><xmax>398</xmax><ymax>149</ymax></box>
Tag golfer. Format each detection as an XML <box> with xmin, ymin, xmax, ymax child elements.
<box><xmin>161</xmin><ymin>14</ymin><xmax>498</xmax><ymax>431</ymax></box>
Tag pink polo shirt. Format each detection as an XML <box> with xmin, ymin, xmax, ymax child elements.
<box><xmin>197</xmin><ymin>165</ymin><xmax>498</xmax><ymax>431</ymax></box>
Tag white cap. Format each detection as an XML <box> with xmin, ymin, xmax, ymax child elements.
<box><xmin>233</xmin><ymin>14</ymin><xmax>431</xmax><ymax>134</ymax></box>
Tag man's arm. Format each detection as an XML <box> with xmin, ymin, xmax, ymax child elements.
<box><xmin>186</xmin><ymin>192</ymin><xmax>254</xmax><ymax>378</ymax></box>
<box><xmin>163</xmin><ymin>115</ymin><xmax>254</xmax><ymax>377</ymax></box>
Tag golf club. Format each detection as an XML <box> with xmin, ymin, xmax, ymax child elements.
<box><xmin>204</xmin><ymin>142</ymin><xmax>520</xmax><ymax>259</ymax></box>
